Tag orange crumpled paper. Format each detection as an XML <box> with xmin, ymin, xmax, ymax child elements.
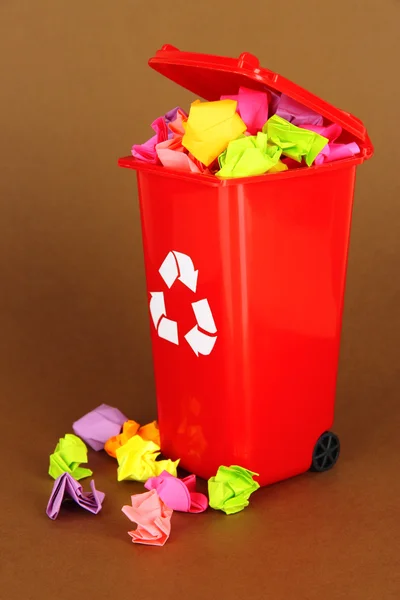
<box><xmin>105</xmin><ymin>420</ymin><xmax>160</xmax><ymax>458</ymax></box>
<box><xmin>138</xmin><ymin>421</ymin><xmax>161</xmax><ymax>445</ymax></box>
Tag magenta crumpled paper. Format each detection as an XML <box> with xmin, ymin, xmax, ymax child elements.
<box><xmin>299</xmin><ymin>123</ymin><xmax>360</xmax><ymax>165</ymax></box>
<box><xmin>221</xmin><ymin>87</ymin><xmax>269</xmax><ymax>135</ymax></box>
<box><xmin>145</xmin><ymin>471</ymin><xmax>208</xmax><ymax>513</ymax></box>
<box><xmin>132</xmin><ymin>107</ymin><xmax>187</xmax><ymax>164</ymax></box>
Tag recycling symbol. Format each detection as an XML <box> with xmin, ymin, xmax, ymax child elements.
<box><xmin>149</xmin><ymin>251</ymin><xmax>218</xmax><ymax>357</ymax></box>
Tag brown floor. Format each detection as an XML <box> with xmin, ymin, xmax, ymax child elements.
<box><xmin>1</xmin><ymin>1</ymin><xmax>400</xmax><ymax>598</ymax></box>
<box><xmin>1</xmin><ymin>365</ymin><xmax>400</xmax><ymax>599</ymax></box>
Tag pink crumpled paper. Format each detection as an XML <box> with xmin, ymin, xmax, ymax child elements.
<box><xmin>299</xmin><ymin>123</ymin><xmax>360</xmax><ymax>165</ymax></box>
<box><xmin>156</xmin><ymin>149</ymin><xmax>202</xmax><ymax>172</ymax></box>
<box><xmin>121</xmin><ymin>489</ymin><xmax>173</xmax><ymax>547</ymax></box>
<box><xmin>145</xmin><ymin>471</ymin><xmax>208</xmax><ymax>513</ymax></box>
<box><xmin>155</xmin><ymin>108</ymin><xmax>202</xmax><ymax>173</ymax></box>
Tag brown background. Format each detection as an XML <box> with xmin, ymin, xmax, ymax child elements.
<box><xmin>0</xmin><ymin>1</ymin><xmax>399</xmax><ymax>598</ymax></box>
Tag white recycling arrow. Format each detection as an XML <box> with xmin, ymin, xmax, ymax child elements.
<box><xmin>157</xmin><ymin>316</ymin><xmax>179</xmax><ymax>345</ymax></box>
<box><xmin>159</xmin><ymin>251</ymin><xmax>198</xmax><ymax>293</ymax></box>
<box><xmin>184</xmin><ymin>326</ymin><xmax>217</xmax><ymax>357</ymax></box>
<box><xmin>191</xmin><ymin>299</ymin><xmax>217</xmax><ymax>334</ymax></box>
<box><xmin>184</xmin><ymin>298</ymin><xmax>217</xmax><ymax>356</ymax></box>
<box><xmin>158</xmin><ymin>252</ymin><xmax>179</xmax><ymax>289</ymax></box>
<box><xmin>173</xmin><ymin>251</ymin><xmax>198</xmax><ymax>293</ymax></box>
<box><xmin>151</xmin><ymin>251</ymin><xmax>217</xmax><ymax>355</ymax></box>
<box><xmin>149</xmin><ymin>292</ymin><xmax>166</xmax><ymax>328</ymax></box>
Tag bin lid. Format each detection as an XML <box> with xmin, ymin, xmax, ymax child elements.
<box><xmin>149</xmin><ymin>45</ymin><xmax>373</xmax><ymax>157</ymax></box>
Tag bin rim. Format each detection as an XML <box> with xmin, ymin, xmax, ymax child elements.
<box><xmin>118</xmin><ymin>153</ymin><xmax>364</xmax><ymax>187</ymax></box>
<box><xmin>148</xmin><ymin>44</ymin><xmax>373</xmax><ymax>154</ymax></box>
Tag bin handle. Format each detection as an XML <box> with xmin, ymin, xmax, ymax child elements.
<box><xmin>237</xmin><ymin>52</ymin><xmax>259</xmax><ymax>69</ymax></box>
<box><xmin>161</xmin><ymin>44</ymin><xmax>180</xmax><ymax>52</ymax></box>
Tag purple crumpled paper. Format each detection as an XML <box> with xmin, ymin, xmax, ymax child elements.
<box><xmin>268</xmin><ymin>89</ymin><xmax>281</xmax><ymax>116</ymax></box>
<box><xmin>276</xmin><ymin>94</ymin><xmax>323</xmax><ymax>127</ymax></box>
<box><xmin>46</xmin><ymin>472</ymin><xmax>105</xmax><ymax>520</ymax></box>
<box><xmin>72</xmin><ymin>403</ymin><xmax>128</xmax><ymax>451</ymax></box>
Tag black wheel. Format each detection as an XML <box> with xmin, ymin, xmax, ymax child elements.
<box><xmin>310</xmin><ymin>431</ymin><xmax>340</xmax><ymax>472</ymax></box>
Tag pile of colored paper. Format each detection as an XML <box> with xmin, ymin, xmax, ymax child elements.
<box><xmin>131</xmin><ymin>88</ymin><xmax>360</xmax><ymax>179</ymax></box>
<box><xmin>45</xmin><ymin>404</ymin><xmax>261</xmax><ymax>547</ymax></box>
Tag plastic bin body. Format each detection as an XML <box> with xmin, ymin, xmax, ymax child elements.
<box><xmin>120</xmin><ymin>46</ymin><xmax>373</xmax><ymax>486</ymax></box>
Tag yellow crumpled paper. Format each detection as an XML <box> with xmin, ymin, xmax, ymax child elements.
<box><xmin>116</xmin><ymin>435</ymin><xmax>179</xmax><ymax>482</ymax></box>
<box><xmin>182</xmin><ymin>99</ymin><xmax>247</xmax><ymax>166</ymax></box>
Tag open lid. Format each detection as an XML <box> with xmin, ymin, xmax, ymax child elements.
<box><xmin>149</xmin><ymin>44</ymin><xmax>373</xmax><ymax>158</ymax></box>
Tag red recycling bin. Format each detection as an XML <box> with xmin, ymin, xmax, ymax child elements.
<box><xmin>119</xmin><ymin>45</ymin><xmax>373</xmax><ymax>486</ymax></box>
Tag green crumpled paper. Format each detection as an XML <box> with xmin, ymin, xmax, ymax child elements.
<box><xmin>263</xmin><ymin>115</ymin><xmax>329</xmax><ymax>166</ymax></box>
<box><xmin>208</xmin><ymin>465</ymin><xmax>260</xmax><ymax>514</ymax></box>
<box><xmin>49</xmin><ymin>433</ymin><xmax>93</xmax><ymax>480</ymax></box>
<box><xmin>216</xmin><ymin>132</ymin><xmax>283</xmax><ymax>178</ymax></box>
